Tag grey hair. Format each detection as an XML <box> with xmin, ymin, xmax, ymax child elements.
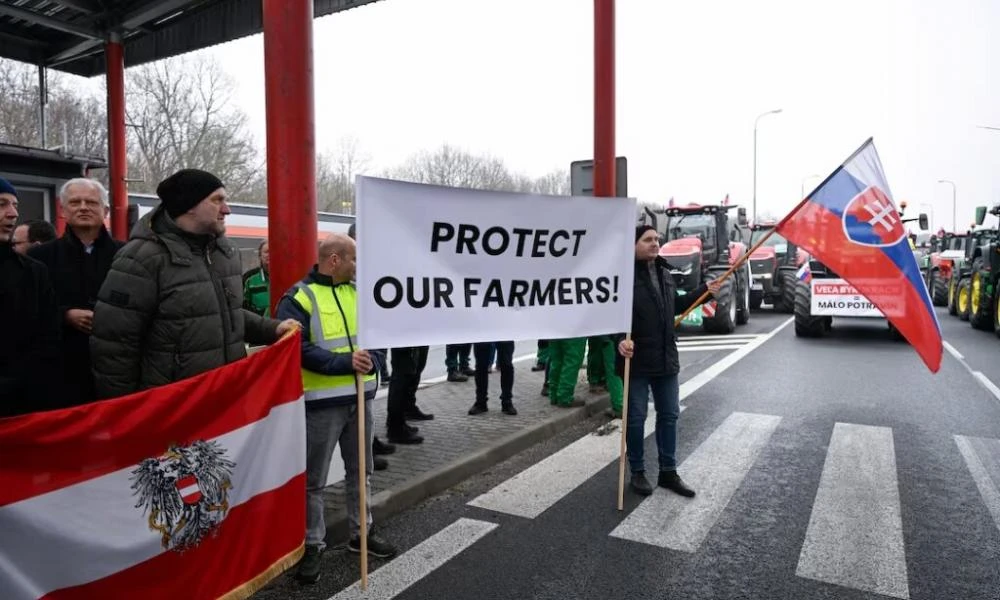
<box><xmin>59</xmin><ymin>178</ymin><xmax>109</xmax><ymax>207</ymax></box>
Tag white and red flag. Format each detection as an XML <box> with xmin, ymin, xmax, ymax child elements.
<box><xmin>0</xmin><ymin>332</ymin><xmax>307</xmax><ymax>599</ymax></box>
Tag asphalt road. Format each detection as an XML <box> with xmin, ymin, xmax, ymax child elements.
<box><xmin>256</xmin><ymin>308</ymin><xmax>1000</xmax><ymax>600</ymax></box>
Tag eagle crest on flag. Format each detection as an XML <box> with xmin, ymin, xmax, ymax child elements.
<box><xmin>130</xmin><ymin>440</ymin><xmax>236</xmax><ymax>552</ymax></box>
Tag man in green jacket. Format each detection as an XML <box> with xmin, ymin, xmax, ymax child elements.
<box><xmin>91</xmin><ymin>169</ymin><xmax>298</xmax><ymax>399</ymax></box>
<box><xmin>243</xmin><ymin>240</ymin><xmax>271</xmax><ymax>317</ymax></box>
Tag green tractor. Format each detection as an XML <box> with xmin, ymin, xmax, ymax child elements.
<box><xmin>951</xmin><ymin>225</ymin><xmax>998</xmax><ymax>322</ymax></box>
<box><xmin>965</xmin><ymin>205</ymin><xmax>1000</xmax><ymax>334</ymax></box>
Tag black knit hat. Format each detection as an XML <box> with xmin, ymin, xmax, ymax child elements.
<box><xmin>636</xmin><ymin>224</ymin><xmax>656</xmax><ymax>241</ymax></box>
<box><xmin>0</xmin><ymin>177</ymin><xmax>17</xmax><ymax>198</ymax></box>
<box><xmin>156</xmin><ymin>169</ymin><xmax>224</xmax><ymax>218</ymax></box>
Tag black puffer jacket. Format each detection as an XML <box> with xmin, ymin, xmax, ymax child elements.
<box><xmin>0</xmin><ymin>244</ymin><xmax>61</xmax><ymax>416</ymax></box>
<box><xmin>90</xmin><ymin>205</ymin><xmax>281</xmax><ymax>399</ymax></box>
<box><xmin>615</xmin><ymin>257</ymin><xmax>707</xmax><ymax>378</ymax></box>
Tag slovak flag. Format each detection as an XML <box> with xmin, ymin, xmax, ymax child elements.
<box><xmin>796</xmin><ymin>262</ymin><xmax>812</xmax><ymax>283</ymax></box>
<box><xmin>775</xmin><ymin>137</ymin><xmax>942</xmax><ymax>372</ymax></box>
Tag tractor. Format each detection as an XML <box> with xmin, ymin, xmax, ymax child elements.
<box><xmin>918</xmin><ymin>232</ymin><xmax>970</xmax><ymax>310</ymax></box>
<box><xmin>792</xmin><ymin>207</ymin><xmax>928</xmax><ymax>338</ymax></box>
<box><xmin>963</xmin><ymin>205</ymin><xmax>1000</xmax><ymax>333</ymax></box>
<box><xmin>746</xmin><ymin>220</ymin><xmax>808</xmax><ymax>312</ymax></box>
<box><xmin>950</xmin><ymin>226</ymin><xmax>997</xmax><ymax>320</ymax></box>
<box><xmin>639</xmin><ymin>200</ymin><xmax>752</xmax><ymax>333</ymax></box>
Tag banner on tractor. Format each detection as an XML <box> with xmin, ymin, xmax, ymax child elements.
<box><xmin>775</xmin><ymin>138</ymin><xmax>943</xmax><ymax>372</ymax></box>
<box><xmin>0</xmin><ymin>334</ymin><xmax>306</xmax><ymax>600</ymax></box>
<box><xmin>355</xmin><ymin>176</ymin><xmax>637</xmax><ymax>348</ymax></box>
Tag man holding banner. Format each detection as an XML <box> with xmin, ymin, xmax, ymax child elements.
<box><xmin>276</xmin><ymin>233</ymin><xmax>396</xmax><ymax>584</ymax></box>
<box><xmin>617</xmin><ymin>225</ymin><xmax>722</xmax><ymax>497</ymax></box>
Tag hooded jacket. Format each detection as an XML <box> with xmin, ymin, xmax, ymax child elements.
<box><xmin>90</xmin><ymin>205</ymin><xmax>280</xmax><ymax>399</ymax></box>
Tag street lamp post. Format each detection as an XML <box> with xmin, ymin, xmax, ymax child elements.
<box><xmin>800</xmin><ymin>173</ymin><xmax>821</xmax><ymax>200</ymax></box>
<box><xmin>753</xmin><ymin>108</ymin><xmax>783</xmax><ymax>221</ymax></box>
<box><xmin>937</xmin><ymin>179</ymin><xmax>956</xmax><ymax>231</ymax></box>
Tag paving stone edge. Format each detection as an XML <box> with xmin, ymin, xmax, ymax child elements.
<box><xmin>322</xmin><ymin>391</ymin><xmax>611</xmax><ymax>541</ymax></box>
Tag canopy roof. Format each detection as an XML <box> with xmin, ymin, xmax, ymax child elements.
<box><xmin>0</xmin><ymin>0</ymin><xmax>383</xmax><ymax>77</ymax></box>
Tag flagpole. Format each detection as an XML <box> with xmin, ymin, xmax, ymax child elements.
<box><xmin>616</xmin><ymin>335</ymin><xmax>632</xmax><ymax>511</ymax></box>
<box><xmin>356</xmin><ymin>374</ymin><xmax>368</xmax><ymax>590</ymax></box>
<box><xmin>674</xmin><ymin>195</ymin><xmax>812</xmax><ymax>327</ymax></box>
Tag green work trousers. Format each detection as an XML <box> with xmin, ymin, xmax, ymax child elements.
<box><xmin>588</xmin><ymin>335</ymin><xmax>623</xmax><ymax>413</ymax></box>
<box><xmin>547</xmin><ymin>337</ymin><xmax>587</xmax><ymax>406</ymax></box>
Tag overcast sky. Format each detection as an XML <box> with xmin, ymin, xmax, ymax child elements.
<box><xmin>196</xmin><ymin>0</ymin><xmax>997</xmax><ymax>232</ymax></box>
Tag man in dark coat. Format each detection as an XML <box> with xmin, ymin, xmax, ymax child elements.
<box><xmin>90</xmin><ymin>169</ymin><xmax>299</xmax><ymax>399</ymax></box>
<box><xmin>616</xmin><ymin>225</ymin><xmax>721</xmax><ymax>497</ymax></box>
<box><xmin>0</xmin><ymin>178</ymin><xmax>61</xmax><ymax>416</ymax></box>
<box><xmin>29</xmin><ymin>178</ymin><xmax>125</xmax><ymax>406</ymax></box>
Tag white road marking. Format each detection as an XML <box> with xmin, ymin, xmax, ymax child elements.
<box><xmin>795</xmin><ymin>423</ymin><xmax>909</xmax><ymax>599</ymax></box>
<box><xmin>609</xmin><ymin>412</ymin><xmax>781</xmax><ymax>551</ymax></box>
<box><xmin>466</xmin><ymin>409</ymin><xmax>678</xmax><ymax>518</ymax></box>
<box><xmin>954</xmin><ymin>435</ymin><xmax>1000</xmax><ymax>533</ymax></box>
<box><xmin>680</xmin><ymin>317</ymin><xmax>793</xmax><ymax>402</ymax></box>
<box><xmin>467</xmin><ymin>318</ymin><xmax>793</xmax><ymax>518</ymax></box>
<box><xmin>678</xmin><ymin>344</ymin><xmax>746</xmax><ymax>352</ymax></box>
<box><xmin>329</xmin><ymin>518</ymin><xmax>498</xmax><ymax>600</ymax></box>
<box><xmin>941</xmin><ymin>340</ymin><xmax>1000</xmax><ymax>403</ymax></box>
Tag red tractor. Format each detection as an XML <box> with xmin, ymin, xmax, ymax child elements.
<box><xmin>922</xmin><ymin>232</ymin><xmax>968</xmax><ymax>307</ymax></box>
<box><xmin>746</xmin><ymin>220</ymin><xmax>809</xmax><ymax>312</ymax></box>
<box><xmin>639</xmin><ymin>200</ymin><xmax>752</xmax><ymax>333</ymax></box>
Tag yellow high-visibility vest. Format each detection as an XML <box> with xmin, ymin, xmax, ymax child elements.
<box><xmin>292</xmin><ymin>281</ymin><xmax>376</xmax><ymax>403</ymax></box>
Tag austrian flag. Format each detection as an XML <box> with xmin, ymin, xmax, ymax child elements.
<box><xmin>0</xmin><ymin>333</ymin><xmax>307</xmax><ymax>599</ymax></box>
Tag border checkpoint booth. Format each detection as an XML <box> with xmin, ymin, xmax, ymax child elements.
<box><xmin>0</xmin><ymin>142</ymin><xmax>109</xmax><ymax>235</ymax></box>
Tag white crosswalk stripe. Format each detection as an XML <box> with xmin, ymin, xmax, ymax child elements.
<box><xmin>795</xmin><ymin>423</ymin><xmax>910</xmax><ymax>599</ymax></box>
<box><xmin>339</xmin><ymin>416</ymin><xmax>1000</xmax><ymax>600</ymax></box>
<box><xmin>609</xmin><ymin>411</ymin><xmax>781</xmax><ymax>551</ymax></box>
<box><xmin>677</xmin><ymin>333</ymin><xmax>765</xmax><ymax>352</ymax></box>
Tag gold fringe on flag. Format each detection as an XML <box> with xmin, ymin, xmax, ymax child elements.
<box><xmin>218</xmin><ymin>542</ymin><xmax>305</xmax><ymax>600</ymax></box>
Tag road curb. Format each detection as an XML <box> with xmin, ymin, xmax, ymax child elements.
<box><xmin>322</xmin><ymin>392</ymin><xmax>611</xmax><ymax>542</ymax></box>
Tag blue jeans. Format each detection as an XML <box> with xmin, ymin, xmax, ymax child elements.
<box><xmin>626</xmin><ymin>374</ymin><xmax>680</xmax><ymax>474</ymax></box>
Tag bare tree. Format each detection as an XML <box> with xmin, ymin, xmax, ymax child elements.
<box><xmin>317</xmin><ymin>136</ymin><xmax>372</xmax><ymax>214</ymax></box>
<box><xmin>125</xmin><ymin>55</ymin><xmax>261</xmax><ymax>196</ymax></box>
<box><xmin>0</xmin><ymin>59</ymin><xmax>107</xmax><ymax>158</ymax></box>
<box><xmin>386</xmin><ymin>144</ymin><xmax>517</xmax><ymax>191</ymax></box>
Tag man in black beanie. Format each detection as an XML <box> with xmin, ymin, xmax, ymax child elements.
<box><xmin>90</xmin><ymin>168</ymin><xmax>299</xmax><ymax>399</ymax></box>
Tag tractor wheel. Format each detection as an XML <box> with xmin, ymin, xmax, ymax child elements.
<box><xmin>775</xmin><ymin>269</ymin><xmax>798</xmax><ymax>313</ymax></box>
<box><xmin>948</xmin><ymin>275</ymin><xmax>959</xmax><ymax>316</ymax></box>
<box><xmin>736</xmin><ymin>264</ymin><xmax>751</xmax><ymax>325</ymax></box>
<box><xmin>994</xmin><ymin>285</ymin><xmax>1000</xmax><ymax>339</ymax></box>
<box><xmin>794</xmin><ymin>280</ymin><xmax>825</xmax><ymax>337</ymax></box>
<box><xmin>749</xmin><ymin>291</ymin><xmax>763</xmax><ymax>310</ymax></box>
<box><xmin>957</xmin><ymin>278</ymin><xmax>972</xmax><ymax>321</ymax></box>
<box><xmin>930</xmin><ymin>270</ymin><xmax>948</xmax><ymax>306</ymax></box>
<box><xmin>703</xmin><ymin>277</ymin><xmax>736</xmax><ymax>334</ymax></box>
<box><xmin>969</xmin><ymin>261</ymin><xmax>993</xmax><ymax>331</ymax></box>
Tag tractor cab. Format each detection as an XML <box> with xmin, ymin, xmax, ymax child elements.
<box><xmin>639</xmin><ymin>200</ymin><xmax>752</xmax><ymax>333</ymax></box>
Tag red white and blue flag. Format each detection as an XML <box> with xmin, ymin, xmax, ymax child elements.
<box><xmin>775</xmin><ymin>138</ymin><xmax>942</xmax><ymax>372</ymax></box>
<box><xmin>0</xmin><ymin>333</ymin><xmax>307</xmax><ymax>599</ymax></box>
<box><xmin>796</xmin><ymin>262</ymin><xmax>812</xmax><ymax>283</ymax></box>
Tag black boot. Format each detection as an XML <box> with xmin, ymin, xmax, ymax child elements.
<box><xmin>447</xmin><ymin>369</ymin><xmax>468</xmax><ymax>382</ymax></box>
<box><xmin>658</xmin><ymin>469</ymin><xmax>695</xmax><ymax>497</ymax></box>
<box><xmin>295</xmin><ymin>544</ymin><xmax>323</xmax><ymax>583</ymax></box>
<box><xmin>373</xmin><ymin>437</ymin><xmax>396</xmax><ymax>455</ymax></box>
<box><xmin>630</xmin><ymin>472</ymin><xmax>653</xmax><ymax>496</ymax></box>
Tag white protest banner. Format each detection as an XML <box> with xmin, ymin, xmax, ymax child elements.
<box><xmin>355</xmin><ymin>176</ymin><xmax>636</xmax><ymax>349</ymax></box>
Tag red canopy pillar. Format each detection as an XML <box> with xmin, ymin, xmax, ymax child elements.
<box><xmin>263</xmin><ymin>0</ymin><xmax>318</xmax><ymax>314</ymax></box>
<box><xmin>105</xmin><ymin>36</ymin><xmax>129</xmax><ymax>240</ymax></box>
<box><xmin>593</xmin><ymin>0</ymin><xmax>615</xmax><ymax>200</ymax></box>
